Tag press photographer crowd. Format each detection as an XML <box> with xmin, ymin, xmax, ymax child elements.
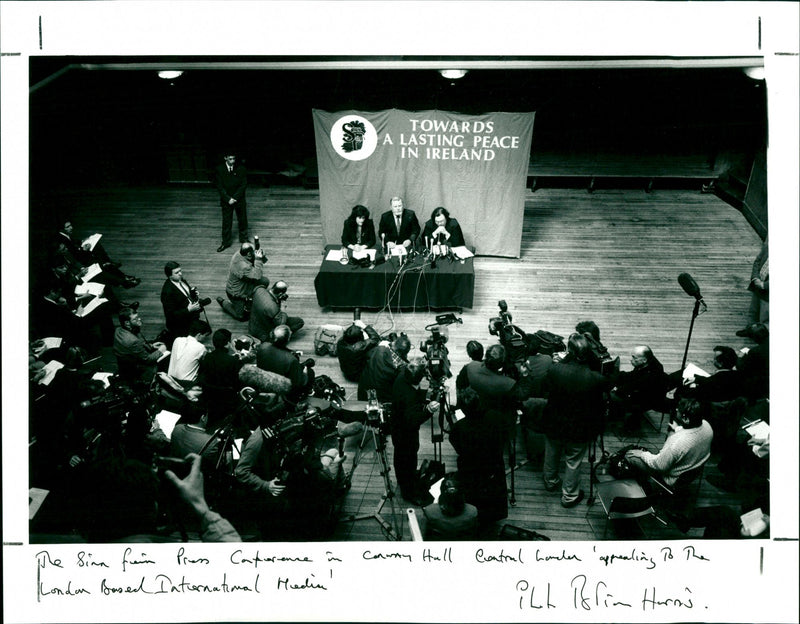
<box><xmin>28</xmin><ymin>217</ymin><xmax>770</xmax><ymax>542</ymax></box>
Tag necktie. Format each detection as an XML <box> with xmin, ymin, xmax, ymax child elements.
<box><xmin>396</xmin><ymin>217</ymin><xmax>402</xmax><ymax>233</ymax></box>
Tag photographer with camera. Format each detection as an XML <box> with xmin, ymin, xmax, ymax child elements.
<box><xmin>337</xmin><ymin>318</ymin><xmax>381</xmax><ymax>382</ymax></box>
<box><xmin>113</xmin><ymin>308</ymin><xmax>168</xmax><ymax>384</ymax></box>
<box><xmin>391</xmin><ymin>358</ymin><xmax>439</xmax><ymax>506</ymax></box>
<box><xmin>217</xmin><ymin>242</ymin><xmax>270</xmax><ymax>321</ymax></box>
<box><xmin>249</xmin><ymin>281</ymin><xmax>304</xmax><ymax>343</ymax></box>
<box><xmin>161</xmin><ymin>261</ymin><xmax>211</xmax><ymax>339</ymax></box>
<box><xmin>488</xmin><ymin>300</ymin><xmax>530</xmax><ymax>366</ymax></box>
<box><xmin>357</xmin><ymin>333</ymin><xmax>412</xmax><ymax>402</ymax></box>
<box><xmin>540</xmin><ymin>333</ymin><xmax>614</xmax><ymax>508</ymax></box>
<box><xmin>256</xmin><ymin>325</ymin><xmax>315</xmax><ymax>402</ymax></box>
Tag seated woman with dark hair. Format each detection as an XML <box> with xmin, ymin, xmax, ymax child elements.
<box><xmin>341</xmin><ymin>204</ymin><xmax>376</xmax><ymax>251</ymax></box>
<box><xmin>418</xmin><ymin>206</ymin><xmax>465</xmax><ymax>250</ymax></box>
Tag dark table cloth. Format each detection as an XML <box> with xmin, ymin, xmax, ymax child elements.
<box><xmin>314</xmin><ymin>245</ymin><xmax>474</xmax><ymax>310</ymax></box>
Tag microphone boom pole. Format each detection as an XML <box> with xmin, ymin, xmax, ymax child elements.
<box><xmin>677</xmin><ymin>273</ymin><xmax>704</xmax><ymax>372</ymax></box>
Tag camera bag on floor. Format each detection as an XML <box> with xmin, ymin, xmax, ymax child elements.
<box><xmin>314</xmin><ymin>324</ymin><xmax>344</xmax><ymax>356</ymax></box>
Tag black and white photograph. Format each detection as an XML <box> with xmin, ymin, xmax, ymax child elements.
<box><xmin>3</xmin><ymin>2</ymin><xmax>798</xmax><ymax>622</ymax></box>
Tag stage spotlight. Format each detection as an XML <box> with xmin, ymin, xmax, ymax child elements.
<box><xmin>438</xmin><ymin>69</ymin><xmax>468</xmax><ymax>80</ymax></box>
<box><xmin>157</xmin><ymin>70</ymin><xmax>184</xmax><ymax>80</ymax></box>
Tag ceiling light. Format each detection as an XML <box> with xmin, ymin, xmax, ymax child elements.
<box><xmin>439</xmin><ymin>69</ymin><xmax>468</xmax><ymax>80</ymax></box>
<box><xmin>743</xmin><ymin>67</ymin><xmax>765</xmax><ymax>80</ymax></box>
<box><xmin>158</xmin><ymin>70</ymin><xmax>184</xmax><ymax>80</ymax></box>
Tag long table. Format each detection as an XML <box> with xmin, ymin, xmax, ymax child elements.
<box><xmin>314</xmin><ymin>245</ymin><xmax>474</xmax><ymax>310</ymax></box>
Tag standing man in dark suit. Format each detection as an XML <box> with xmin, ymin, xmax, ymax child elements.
<box><xmin>378</xmin><ymin>196</ymin><xmax>420</xmax><ymax>251</ymax></box>
<box><xmin>215</xmin><ymin>152</ymin><xmax>248</xmax><ymax>253</ymax></box>
<box><xmin>161</xmin><ymin>261</ymin><xmax>204</xmax><ymax>338</ymax></box>
<box><xmin>540</xmin><ymin>333</ymin><xmax>611</xmax><ymax>508</ymax></box>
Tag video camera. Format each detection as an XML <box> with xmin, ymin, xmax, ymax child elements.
<box><xmin>420</xmin><ymin>314</ymin><xmax>461</xmax><ymax>384</ymax></box>
<box><xmin>488</xmin><ymin>300</ymin><xmax>528</xmax><ymax>363</ymax></box>
<box><xmin>583</xmin><ymin>334</ymin><xmax>619</xmax><ymax>377</ymax></box>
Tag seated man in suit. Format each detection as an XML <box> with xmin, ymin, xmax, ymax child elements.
<box><xmin>681</xmin><ymin>345</ymin><xmax>742</xmax><ymax>402</ymax></box>
<box><xmin>609</xmin><ymin>345</ymin><xmax>667</xmax><ymax>432</ymax></box>
<box><xmin>255</xmin><ymin>325</ymin><xmax>315</xmax><ymax>401</ymax></box>
<box><xmin>113</xmin><ymin>308</ymin><xmax>168</xmax><ymax>383</ymax></box>
<box><xmin>418</xmin><ymin>206</ymin><xmax>465</xmax><ymax>250</ymax></box>
<box><xmin>161</xmin><ymin>261</ymin><xmax>207</xmax><ymax>339</ymax></box>
<box><xmin>56</xmin><ymin>219</ymin><xmax>140</xmax><ymax>288</ymax></box>
<box><xmin>378</xmin><ymin>196</ymin><xmax>420</xmax><ymax>252</ymax></box>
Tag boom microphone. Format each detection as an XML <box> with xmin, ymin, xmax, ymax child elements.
<box><xmin>678</xmin><ymin>273</ymin><xmax>703</xmax><ymax>300</ymax></box>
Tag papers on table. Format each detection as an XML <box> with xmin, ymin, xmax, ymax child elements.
<box><xmin>682</xmin><ymin>362</ymin><xmax>710</xmax><ymax>382</ymax></box>
<box><xmin>81</xmin><ymin>262</ymin><xmax>103</xmax><ymax>283</ymax></box>
<box><xmin>390</xmin><ymin>245</ymin><xmax>407</xmax><ymax>257</ymax></box>
<box><xmin>451</xmin><ymin>245</ymin><xmax>474</xmax><ymax>259</ymax></box>
<box><xmin>75</xmin><ymin>282</ymin><xmax>106</xmax><ymax>297</ymax></box>
<box><xmin>326</xmin><ymin>248</ymin><xmax>377</xmax><ymax>262</ymax></box>
<box><xmin>32</xmin><ymin>337</ymin><xmax>63</xmax><ymax>357</ymax></box>
<box><xmin>154</xmin><ymin>410</ymin><xmax>182</xmax><ymax>440</ymax></box>
<box><xmin>81</xmin><ymin>233</ymin><xmax>102</xmax><ymax>251</ymax></box>
<box><xmin>38</xmin><ymin>360</ymin><xmax>64</xmax><ymax>386</ymax></box>
<box><xmin>74</xmin><ymin>297</ymin><xmax>108</xmax><ymax>317</ymax></box>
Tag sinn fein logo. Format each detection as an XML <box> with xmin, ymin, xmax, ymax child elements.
<box><xmin>330</xmin><ymin>115</ymin><xmax>377</xmax><ymax>161</ymax></box>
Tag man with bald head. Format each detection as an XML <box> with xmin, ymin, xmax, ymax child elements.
<box><xmin>610</xmin><ymin>345</ymin><xmax>667</xmax><ymax>432</ymax></box>
<box><xmin>256</xmin><ymin>324</ymin><xmax>315</xmax><ymax>400</ymax></box>
<box><xmin>249</xmin><ymin>280</ymin><xmax>304</xmax><ymax>342</ymax></box>
<box><xmin>217</xmin><ymin>242</ymin><xmax>269</xmax><ymax>321</ymax></box>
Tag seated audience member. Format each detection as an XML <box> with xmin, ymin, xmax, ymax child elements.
<box><xmin>170</xmin><ymin>404</ymin><xmax>223</xmax><ymax>471</ymax></box>
<box><xmin>378</xmin><ymin>196</ymin><xmax>420</xmax><ymax>251</ymax></box>
<box><xmin>217</xmin><ymin>242</ymin><xmax>269</xmax><ymax>321</ymax></box>
<box><xmin>668</xmin><ymin>502</ymin><xmax>770</xmax><ymax>539</ymax></box>
<box><xmin>736</xmin><ymin>323</ymin><xmax>769</xmax><ymax>402</ymax></box>
<box><xmin>449</xmin><ymin>388</ymin><xmax>508</xmax><ymax>522</ymax></box>
<box><xmin>736</xmin><ymin>237</ymin><xmax>769</xmax><ymax>338</ymax></box>
<box><xmin>55</xmin><ymin>220</ymin><xmax>141</xmax><ymax>289</ymax></box>
<box><xmin>341</xmin><ymin>204</ymin><xmax>377</xmax><ymax>250</ymax></box>
<box><xmin>609</xmin><ymin>345</ymin><xmax>667</xmax><ymax>432</ymax></box>
<box><xmin>77</xmin><ymin>453</ymin><xmax>240</xmax><ymax>542</ymax></box>
<box><xmin>357</xmin><ymin>333</ymin><xmax>412</xmax><ymax>401</ymax></box>
<box><xmin>35</xmin><ymin>280</ymin><xmax>115</xmax><ymax>354</ymax></box>
<box><xmin>249</xmin><ymin>281</ymin><xmax>304</xmax><ymax>342</ymax></box>
<box><xmin>256</xmin><ymin>325</ymin><xmax>315</xmax><ymax>401</ymax></box>
<box><xmin>390</xmin><ymin>358</ymin><xmax>436</xmax><ymax>505</ymax></box>
<box><xmin>113</xmin><ymin>308</ymin><xmax>168</xmax><ymax>383</ymax></box>
<box><xmin>455</xmin><ymin>343</ymin><xmax>533</xmax><ymax>434</ymax></box>
<box><xmin>161</xmin><ymin>261</ymin><xmax>207</xmax><ymax>339</ymax></box>
<box><xmin>626</xmin><ymin>398</ymin><xmax>713</xmax><ymax>488</ymax></box>
<box><xmin>680</xmin><ymin>345</ymin><xmax>742</xmax><ymax>402</ymax></box>
<box><xmin>421</xmin><ymin>475</ymin><xmax>479</xmax><ymax>540</ymax></box>
<box><xmin>337</xmin><ymin>319</ymin><xmax>381</xmax><ymax>382</ymax></box>
<box><xmin>198</xmin><ymin>328</ymin><xmax>244</xmax><ymax>426</ymax></box>
<box><xmin>50</xmin><ymin>251</ymin><xmax>137</xmax><ymax>313</ymax></box>
<box><xmin>168</xmin><ymin>320</ymin><xmax>212</xmax><ymax>389</ymax></box>
<box><xmin>418</xmin><ymin>206</ymin><xmax>465</xmax><ymax>250</ymax></box>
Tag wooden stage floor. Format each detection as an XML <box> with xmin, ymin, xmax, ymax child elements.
<box><xmin>29</xmin><ymin>184</ymin><xmax>766</xmax><ymax>542</ymax></box>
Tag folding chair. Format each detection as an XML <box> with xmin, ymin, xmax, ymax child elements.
<box><xmin>592</xmin><ymin>478</ymin><xmax>664</xmax><ymax>539</ymax></box>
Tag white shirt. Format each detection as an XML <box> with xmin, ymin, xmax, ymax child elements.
<box><xmin>168</xmin><ymin>335</ymin><xmax>207</xmax><ymax>382</ymax></box>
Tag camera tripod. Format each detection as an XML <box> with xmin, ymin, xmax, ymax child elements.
<box><xmin>586</xmin><ymin>401</ymin><xmax>610</xmax><ymax>506</ymax></box>
<box><xmin>343</xmin><ymin>415</ymin><xmax>403</xmax><ymax>540</ymax></box>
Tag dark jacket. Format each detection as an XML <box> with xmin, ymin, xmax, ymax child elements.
<box><xmin>341</xmin><ymin>218</ymin><xmax>377</xmax><ymax>248</ymax></box>
<box><xmin>614</xmin><ymin>358</ymin><xmax>667</xmax><ymax>410</ymax></box>
<box><xmin>378</xmin><ymin>209</ymin><xmax>421</xmax><ymax>246</ymax></box>
<box><xmin>249</xmin><ymin>286</ymin><xmax>287</xmax><ymax>342</ymax></box>
<box><xmin>684</xmin><ymin>369</ymin><xmax>743</xmax><ymax>403</ymax></box>
<box><xmin>160</xmin><ymin>278</ymin><xmax>200</xmax><ymax>337</ymax></box>
<box><xmin>456</xmin><ymin>361</ymin><xmax>532</xmax><ymax>431</ymax></box>
<box><xmin>419</xmin><ymin>217</ymin><xmax>465</xmax><ymax>249</ymax></box>
<box><xmin>541</xmin><ymin>360</ymin><xmax>610</xmax><ymax>442</ymax></box>
<box><xmin>256</xmin><ymin>343</ymin><xmax>305</xmax><ymax>391</ymax></box>
<box><xmin>199</xmin><ymin>348</ymin><xmax>243</xmax><ymax>390</ymax></box>
<box><xmin>357</xmin><ymin>344</ymin><xmax>407</xmax><ymax>402</ymax></box>
<box><xmin>215</xmin><ymin>163</ymin><xmax>247</xmax><ymax>204</ymax></box>
<box><xmin>337</xmin><ymin>325</ymin><xmax>380</xmax><ymax>382</ymax></box>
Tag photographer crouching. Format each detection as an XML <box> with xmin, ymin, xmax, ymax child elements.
<box><xmin>255</xmin><ymin>325</ymin><xmax>315</xmax><ymax>402</ymax></box>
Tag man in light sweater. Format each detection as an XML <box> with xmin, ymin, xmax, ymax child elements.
<box><xmin>626</xmin><ymin>398</ymin><xmax>713</xmax><ymax>487</ymax></box>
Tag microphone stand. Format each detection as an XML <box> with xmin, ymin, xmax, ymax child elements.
<box><xmin>680</xmin><ymin>298</ymin><xmax>702</xmax><ymax>373</ymax></box>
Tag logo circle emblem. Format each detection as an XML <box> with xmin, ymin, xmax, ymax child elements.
<box><xmin>330</xmin><ymin>115</ymin><xmax>377</xmax><ymax>161</ymax></box>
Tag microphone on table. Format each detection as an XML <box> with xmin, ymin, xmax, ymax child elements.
<box><xmin>381</xmin><ymin>233</ymin><xmax>386</xmax><ymax>256</ymax></box>
<box><xmin>678</xmin><ymin>273</ymin><xmax>707</xmax><ymax>310</ymax></box>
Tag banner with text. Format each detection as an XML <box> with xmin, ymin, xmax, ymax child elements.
<box><xmin>313</xmin><ymin>109</ymin><xmax>535</xmax><ymax>258</ymax></box>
